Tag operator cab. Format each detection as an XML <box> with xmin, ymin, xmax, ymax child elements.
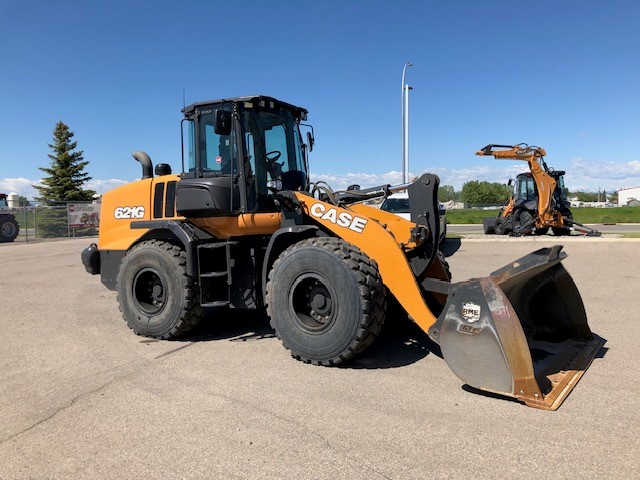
<box><xmin>550</xmin><ymin>170</ymin><xmax>571</xmax><ymax>214</ymax></box>
<box><xmin>178</xmin><ymin>96</ymin><xmax>310</xmax><ymax>217</ymax></box>
<box><xmin>515</xmin><ymin>173</ymin><xmax>537</xmax><ymax>203</ymax></box>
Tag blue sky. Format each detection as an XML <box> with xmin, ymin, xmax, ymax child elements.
<box><xmin>1</xmin><ymin>0</ymin><xmax>639</xmax><ymax>198</ymax></box>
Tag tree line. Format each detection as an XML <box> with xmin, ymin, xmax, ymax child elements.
<box><xmin>438</xmin><ymin>182</ymin><xmax>617</xmax><ymax>205</ymax></box>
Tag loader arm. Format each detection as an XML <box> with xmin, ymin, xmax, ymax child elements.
<box><xmin>292</xmin><ymin>192</ymin><xmax>443</xmax><ymax>333</ymax></box>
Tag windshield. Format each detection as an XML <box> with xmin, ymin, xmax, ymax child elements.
<box><xmin>243</xmin><ymin>108</ymin><xmax>307</xmax><ymax>195</ymax></box>
<box><xmin>517</xmin><ymin>176</ymin><xmax>536</xmax><ymax>202</ymax></box>
<box><xmin>555</xmin><ymin>175</ymin><xmax>568</xmax><ymax>201</ymax></box>
<box><xmin>187</xmin><ymin>106</ymin><xmax>237</xmax><ymax>176</ymax></box>
<box><xmin>381</xmin><ymin>198</ymin><xmax>410</xmax><ymax>213</ymax></box>
<box><xmin>0</xmin><ymin>197</ymin><xmax>7</xmax><ymax>208</ymax></box>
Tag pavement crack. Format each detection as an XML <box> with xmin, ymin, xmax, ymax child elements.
<box><xmin>0</xmin><ymin>374</ymin><xmax>119</xmax><ymax>445</ymax></box>
<box><xmin>214</xmin><ymin>393</ymin><xmax>393</xmax><ymax>480</ymax></box>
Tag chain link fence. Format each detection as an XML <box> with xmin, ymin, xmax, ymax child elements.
<box><xmin>2</xmin><ymin>201</ymin><xmax>100</xmax><ymax>243</ymax></box>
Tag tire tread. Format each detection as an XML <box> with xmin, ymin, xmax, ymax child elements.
<box><xmin>266</xmin><ymin>237</ymin><xmax>386</xmax><ymax>366</ymax></box>
<box><xmin>116</xmin><ymin>239</ymin><xmax>203</xmax><ymax>339</ymax></box>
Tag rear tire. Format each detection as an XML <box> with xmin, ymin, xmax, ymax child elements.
<box><xmin>0</xmin><ymin>215</ymin><xmax>19</xmax><ymax>242</ymax></box>
<box><xmin>116</xmin><ymin>240</ymin><xmax>204</xmax><ymax>339</ymax></box>
<box><xmin>266</xmin><ymin>237</ymin><xmax>386</xmax><ymax>366</ymax></box>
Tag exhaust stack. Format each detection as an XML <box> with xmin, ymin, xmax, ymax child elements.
<box><xmin>132</xmin><ymin>151</ymin><xmax>153</xmax><ymax>179</ymax></box>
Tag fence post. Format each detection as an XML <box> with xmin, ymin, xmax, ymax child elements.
<box><xmin>66</xmin><ymin>202</ymin><xmax>71</xmax><ymax>238</ymax></box>
<box><xmin>23</xmin><ymin>206</ymin><xmax>28</xmax><ymax>243</ymax></box>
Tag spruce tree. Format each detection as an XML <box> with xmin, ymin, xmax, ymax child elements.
<box><xmin>35</xmin><ymin>121</ymin><xmax>96</xmax><ymax>202</ymax></box>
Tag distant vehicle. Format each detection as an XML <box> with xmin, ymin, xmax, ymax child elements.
<box><xmin>476</xmin><ymin>144</ymin><xmax>601</xmax><ymax>236</ymax></box>
<box><xmin>380</xmin><ymin>192</ymin><xmax>447</xmax><ymax>244</ymax></box>
<box><xmin>0</xmin><ymin>193</ymin><xmax>19</xmax><ymax>242</ymax></box>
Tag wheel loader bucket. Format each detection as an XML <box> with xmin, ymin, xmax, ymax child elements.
<box><xmin>428</xmin><ymin>246</ymin><xmax>604</xmax><ymax>410</ymax></box>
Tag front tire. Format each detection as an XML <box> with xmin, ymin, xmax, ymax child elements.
<box><xmin>266</xmin><ymin>237</ymin><xmax>386</xmax><ymax>366</ymax></box>
<box><xmin>495</xmin><ymin>217</ymin><xmax>508</xmax><ymax>235</ymax></box>
<box><xmin>116</xmin><ymin>240</ymin><xmax>203</xmax><ymax>339</ymax></box>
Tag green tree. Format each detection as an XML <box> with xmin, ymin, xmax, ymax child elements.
<box><xmin>460</xmin><ymin>180</ymin><xmax>511</xmax><ymax>205</ymax></box>
<box><xmin>438</xmin><ymin>185</ymin><xmax>459</xmax><ymax>202</ymax></box>
<box><xmin>18</xmin><ymin>195</ymin><xmax>30</xmax><ymax>206</ymax></box>
<box><xmin>34</xmin><ymin>121</ymin><xmax>95</xmax><ymax>202</ymax></box>
<box><xmin>573</xmin><ymin>191</ymin><xmax>599</xmax><ymax>202</ymax></box>
<box><xmin>34</xmin><ymin>122</ymin><xmax>96</xmax><ymax>237</ymax></box>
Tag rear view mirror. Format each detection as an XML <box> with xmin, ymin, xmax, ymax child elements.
<box><xmin>307</xmin><ymin>131</ymin><xmax>314</xmax><ymax>152</ymax></box>
<box><xmin>215</xmin><ymin>110</ymin><xmax>232</xmax><ymax>135</ymax></box>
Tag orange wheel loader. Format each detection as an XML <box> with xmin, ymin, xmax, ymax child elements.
<box><xmin>82</xmin><ymin>96</ymin><xmax>604</xmax><ymax>410</ymax></box>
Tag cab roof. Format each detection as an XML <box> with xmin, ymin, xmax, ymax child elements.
<box><xmin>182</xmin><ymin>95</ymin><xmax>308</xmax><ymax>120</ymax></box>
<box><xmin>517</xmin><ymin>170</ymin><xmax>566</xmax><ymax>178</ymax></box>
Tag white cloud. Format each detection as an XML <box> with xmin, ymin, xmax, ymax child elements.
<box><xmin>86</xmin><ymin>179</ymin><xmax>129</xmax><ymax>194</ymax></box>
<box><xmin>314</xmin><ymin>158</ymin><xmax>640</xmax><ymax>192</ymax></box>
<box><xmin>0</xmin><ymin>178</ymin><xmax>129</xmax><ymax>199</ymax></box>
<box><xmin>0</xmin><ymin>178</ymin><xmax>41</xmax><ymax>198</ymax></box>
<box><xmin>3</xmin><ymin>157</ymin><xmax>639</xmax><ymax>200</ymax></box>
<box><xmin>566</xmin><ymin>158</ymin><xmax>640</xmax><ymax>191</ymax></box>
<box><xmin>313</xmin><ymin>164</ymin><xmax>524</xmax><ymax>191</ymax></box>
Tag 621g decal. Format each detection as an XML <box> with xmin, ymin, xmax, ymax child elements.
<box><xmin>114</xmin><ymin>206</ymin><xmax>145</xmax><ymax>219</ymax></box>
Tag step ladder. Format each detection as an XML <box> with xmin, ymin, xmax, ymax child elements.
<box><xmin>197</xmin><ymin>241</ymin><xmax>238</xmax><ymax>308</ymax></box>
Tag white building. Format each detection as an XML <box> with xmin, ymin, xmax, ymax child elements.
<box><xmin>618</xmin><ymin>186</ymin><xmax>640</xmax><ymax>206</ymax></box>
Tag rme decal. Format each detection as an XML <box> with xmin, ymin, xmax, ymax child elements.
<box><xmin>114</xmin><ymin>206</ymin><xmax>145</xmax><ymax>220</ymax></box>
<box><xmin>309</xmin><ymin>203</ymin><xmax>368</xmax><ymax>233</ymax></box>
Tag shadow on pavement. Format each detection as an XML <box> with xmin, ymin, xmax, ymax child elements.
<box><xmin>461</xmin><ymin>384</ymin><xmax>521</xmax><ymax>405</ymax></box>
<box><xmin>176</xmin><ymin>309</ymin><xmax>276</xmax><ymax>343</ymax></box>
<box><xmin>346</xmin><ymin>315</ymin><xmax>442</xmax><ymax>370</ymax></box>
<box><xmin>158</xmin><ymin>307</ymin><xmax>440</xmax><ymax>370</ymax></box>
<box><xmin>441</xmin><ymin>238</ymin><xmax>462</xmax><ymax>257</ymax></box>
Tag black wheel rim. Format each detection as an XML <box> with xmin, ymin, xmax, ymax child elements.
<box><xmin>289</xmin><ymin>273</ymin><xmax>336</xmax><ymax>333</ymax></box>
<box><xmin>132</xmin><ymin>268</ymin><xmax>166</xmax><ymax>315</ymax></box>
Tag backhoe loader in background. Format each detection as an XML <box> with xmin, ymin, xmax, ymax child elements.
<box><xmin>82</xmin><ymin>96</ymin><xmax>604</xmax><ymax>410</ymax></box>
<box><xmin>477</xmin><ymin>144</ymin><xmax>601</xmax><ymax>236</ymax></box>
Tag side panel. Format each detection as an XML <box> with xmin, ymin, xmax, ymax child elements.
<box><xmin>98</xmin><ymin>175</ymin><xmax>183</xmax><ymax>251</ymax></box>
<box><xmin>191</xmin><ymin>213</ymin><xmax>282</xmax><ymax>239</ymax></box>
<box><xmin>98</xmin><ymin>179</ymin><xmax>153</xmax><ymax>251</ymax></box>
<box><xmin>293</xmin><ymin>193</ymin><xmax>438</xmax><ymax>332</ymax></box>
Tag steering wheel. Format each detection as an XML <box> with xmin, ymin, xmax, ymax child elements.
<box><xmin>266</xmin><ymin>151</ymin><xmax>281</xmax><ymax>162</ymax></box>
<box><xmin>266</xmin><ymin>150</ymin><xmax>283</xmax><ymax>177</ymax></box>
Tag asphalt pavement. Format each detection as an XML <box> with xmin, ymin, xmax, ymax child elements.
<box><xmin>1</xmin><ymin>238</ymin><xmax>638</xmax><ymax>479</ymax></box>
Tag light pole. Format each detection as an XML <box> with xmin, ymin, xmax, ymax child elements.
<box><xmin>401</xmin><ymin>62</ymin><xmax>413</xmax><ymax>183</ymax></box>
